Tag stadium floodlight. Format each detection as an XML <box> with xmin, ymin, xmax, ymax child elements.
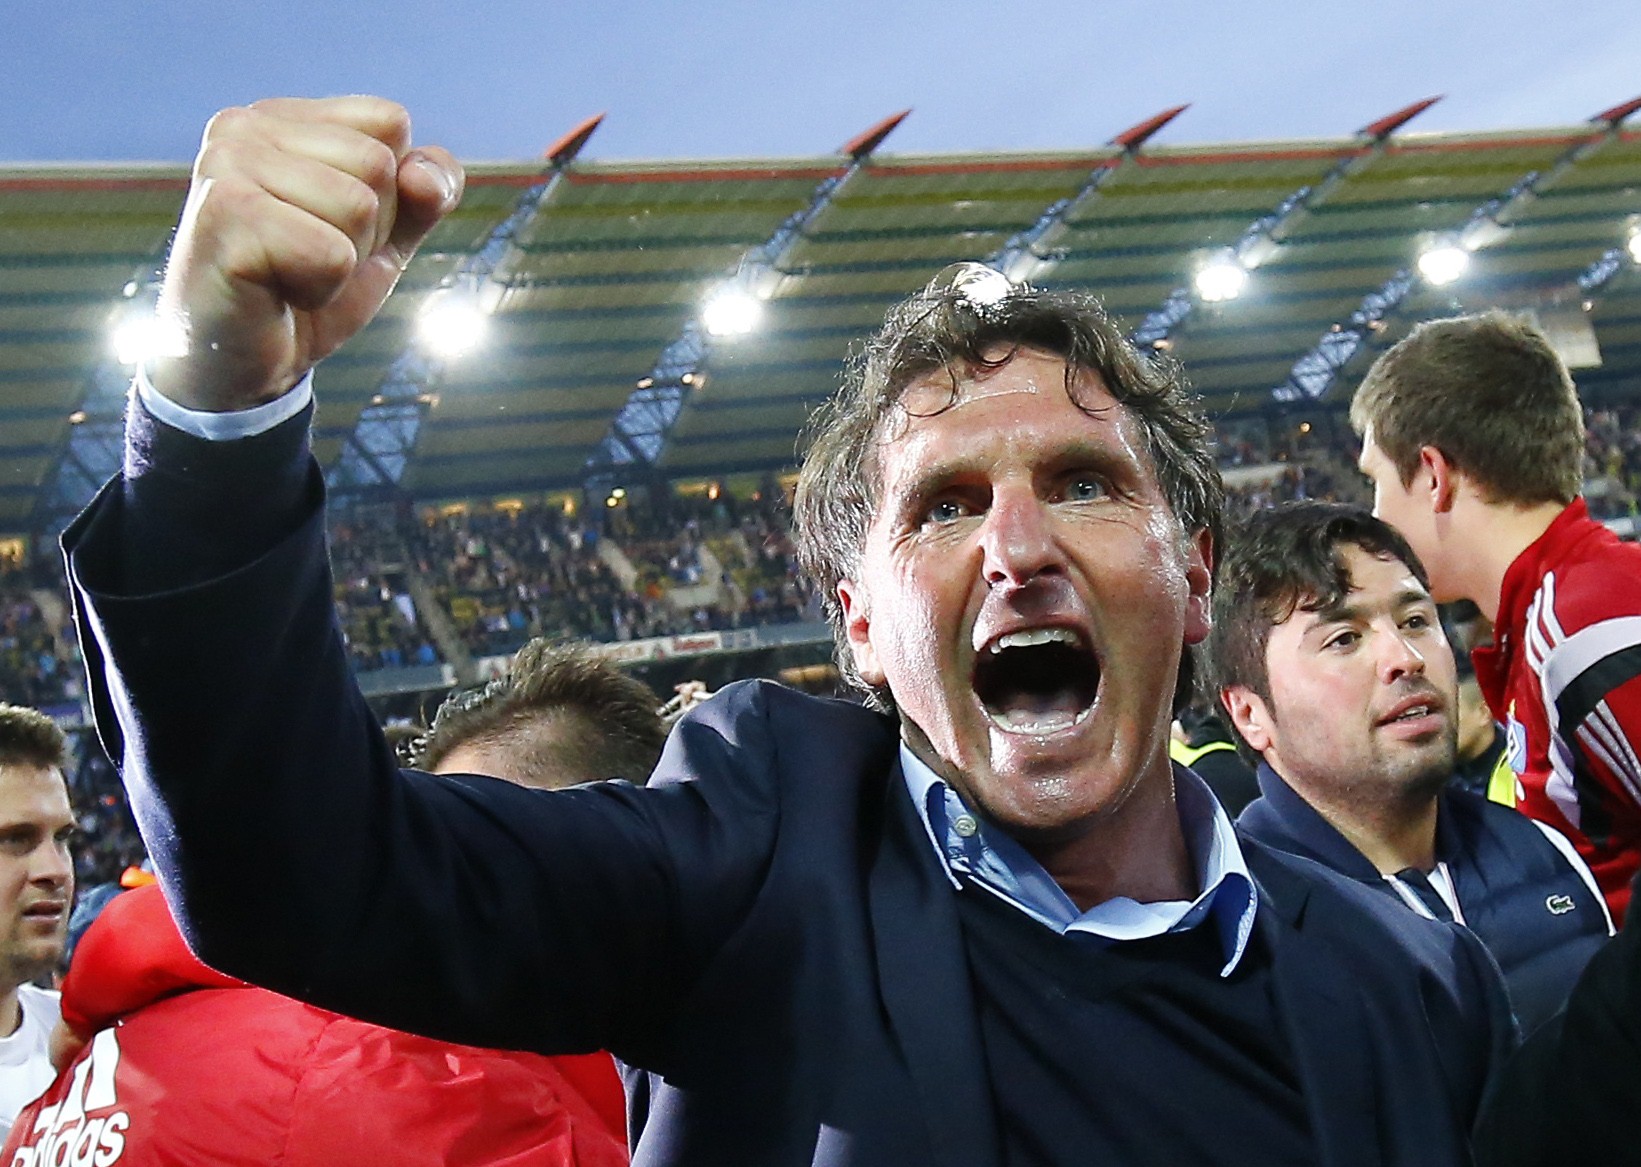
<box><xmin>701</xmin><ymin>288</ymin><xmax>763</xmax><ymax>337</ymax></box>
<box><xmin>1628</xmin><ymin>229</ymin><xmax>1641</xmax><ymax>264</ymax></box>
<box><xmin>417</xmin><ymin>290</ymin><xmax>488</xmax><ymax>358</ymax></box>
<box><xmin>1417</xmin><ymin>242</ymin><xmax>1469</xmax><ymax>286</ymax></box>
<box><xmin>110</xmin><ymin>309</ymin><xmax>186</xmax><ymax>366</ymax></box>
<box><xmin>1194</xmin><ymin>255</ymin><xmax>1248</xmax><ymax>303</ymax></box>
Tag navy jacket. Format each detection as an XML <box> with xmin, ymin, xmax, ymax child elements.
<box><xmin>63</xmin><ymin>410</ymin><xmax>1515</xmax><ymax>1167</ymax></box>
<box><xmin>1239</xmin><ymin>763</ymin><xmax>1608</xmax><ymax>1034</ymax></box>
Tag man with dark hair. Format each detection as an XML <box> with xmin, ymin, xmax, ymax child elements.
<box><xmin>417</xmin><ymin>638</ymin><xmax>667</xmax><ymax>786</ymax></box>
<box><xmin>0</xmin><ymin>705</ymin><xmax>74</xmax><ymax>1137</ymax></box>
<box><xmin>1353</xmin><ymin>311</ymin><xmax>1641</xmax><ymax>922</ymax></box>
<box><xmin>65</xmin><ymin>98</ymin><xmax>1513</xmax><ymax>1165</ymax></box>
<box><xmin>1213</xmin><ymin>502</ymin><xmax>1609</xmax><ymax>1033</ymax></box>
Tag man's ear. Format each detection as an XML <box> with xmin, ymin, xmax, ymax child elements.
<box><xmin>1221</xmin><ymin>685</ymin><xmax>1272</xmax><ymax>755</ymax></box>
<box><xmin>836</xmin><ymin>578</ymin><xmax>885</xmax><ymax>687</ymax></box>
<box><xmin>1419</xmin><ymin>445</ymin><xmax>1459</xmax><ymax>514</ymax></box>
<box><xmin>1182</xmin><ymin>527</ymin><xmax>1214</xmax><ymax>646</ymax></box>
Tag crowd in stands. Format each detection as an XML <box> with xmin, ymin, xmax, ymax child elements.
<box><xmin>603</xmin><ymin>481</ymin><xmax>820</xmax><ymax>634</ymax></box>
<box><xmin>1</xmin><ymin>404</ymin><xmax>1634</xmax><ymax>710</ymax></box>
<box><xmin>1584</xmin><ymin>403</ymin><xmax>1641</xmax><ymax>520</ymax></box>
<box><xmin>406</xmin><ymin>500</ymin><xmax>644</xmax><ymax>657</ymax></box>
<box><xmin>329</xmin><ymin>507</ymin><xmax>442</xmax><ymax>673</ymax></box>
<box><xmin>0</xmin><ymin>562</ymin><xmax>78</xmax><ymax>712</ymax></box>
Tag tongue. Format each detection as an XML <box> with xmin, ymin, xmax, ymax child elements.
<box><xmin>992</xmin><ymin>688</ymin><xmax>1086</xmax><ymax>733</ymax></box>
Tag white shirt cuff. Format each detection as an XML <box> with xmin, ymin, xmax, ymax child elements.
<box><xmin>134</xmin><ymin>364</ymin><xmax>314</xmax><ymax>441</ymax></box>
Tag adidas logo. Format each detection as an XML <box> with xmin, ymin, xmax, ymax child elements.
<box><xmin>9</xmin><ymin>1029</ymin><xmax>129</xmax><ymax>1167</ymax></box>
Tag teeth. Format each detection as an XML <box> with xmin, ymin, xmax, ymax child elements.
<box><xmin>989</xmin><ymin>628</ymin><xmax>1078</xmax><ymax>654</ymax></box>
<box><xmin>988</xmin><ymin>705</ymin><xmax>1093</xmax><ymax>734</ymax></box>
<box><xmin>1395</xmin><ymin>705</ymin><xmax>1430</xmax><ymax>721</ymax></box>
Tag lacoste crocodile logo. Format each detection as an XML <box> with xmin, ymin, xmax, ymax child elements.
<box><xmin>1545</xmin><ymin>894</ymin><xmax>1576</xmax><ymax>915</ymax></box>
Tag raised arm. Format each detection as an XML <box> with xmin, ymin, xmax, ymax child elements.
<box><xmin>61</xmin><ymin>101</ymin><xmax>757</xmax><ymax>1059</ymax></box>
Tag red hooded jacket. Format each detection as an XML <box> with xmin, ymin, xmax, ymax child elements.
<box><xmin>1</xmin><ymin>885</ymin><xmax>628</xmax><ymax>1167</ymax></box>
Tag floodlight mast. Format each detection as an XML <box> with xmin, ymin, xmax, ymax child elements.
<box><xmin>326</xmin><ymin>113</ymin><xmax>606</xmax><ymax>501</ymax></box>
<box><xmin>1275</xmin><ymin>94</ymin><xmax>1641</xmax><ymax>404</ymax></box>
<box><xmin>580</xmin><ymin>110</ymin><xmax>911</xmax><ymax>503</ymax></box>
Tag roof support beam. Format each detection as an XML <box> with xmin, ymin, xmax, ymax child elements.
<box><xmin>1274</xmin><ymin>96</ymin><xmax>1641</xmax><ymax>403</ymax></box>
<box><xmin>985</xmin><ymin>104</ymin><xmax>1189</xmax><ymax>285</ymax></box>
<box><xmin>31</xmin><ymin>263</ymin><xmax>165</xmax><ymax>538</ymax></box>
<box><xmin>327</xmin><ymin>114</ymin><xmax>605</xmax><ymax>499</ymax></box>
<box><xmin>582</xmin><ymin>111</ymin><xmax>909</xmax><ymax>495</ymax></box>
<box><xmin>1129</xmin><ymin>97</ymin><xmax>1440</xmax><ymax>350</ymax></box>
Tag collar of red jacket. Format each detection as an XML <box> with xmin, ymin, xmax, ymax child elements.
<box><xmin>60</xmin><ymin>883</ymin><xmax>242</xmax><ymax>1038</ymax></box>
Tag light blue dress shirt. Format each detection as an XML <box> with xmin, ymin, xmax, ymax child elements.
<box><xmin>899</xmin><ymin>744</ymin><xmax>1258</xmax><ymax>976</ymax></box>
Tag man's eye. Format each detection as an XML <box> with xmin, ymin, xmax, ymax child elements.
<box><xmin>1064</xmin><ymin>476</ymin><xmax>1106</xmax><ymax>502</ymax></box>
<box><xmin>922</xmin><ymin>500</ymin><xmax>968</xmax><ymax>526</ymax></box>
<box><xmin>1325</xmin><ymin>631</ymin><xmax>1360</xmax><ymax>651</ymax></box>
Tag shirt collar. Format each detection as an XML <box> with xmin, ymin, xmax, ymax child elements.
<box><xmin>1484</xmin><ymin>498</ymin><xmax>1592</xmax><ymax>670</ymax></box>
<box><xmin>899</xmin><ymin>743</ymin><xmax>1259</xmax><ymax>976</ymax></box>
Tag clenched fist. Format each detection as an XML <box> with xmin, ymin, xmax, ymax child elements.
<box><xmin>149</xmin><ymin>96</ymin><xmax>464</xmax><ymax>413</ymax></box>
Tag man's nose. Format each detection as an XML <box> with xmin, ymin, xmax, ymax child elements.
<box><xmin>980</xmin><ymin>490</ymin><xmax>1063</xmax><ymax>588</ymax></box>
<box><xmin>31</xmin><ymin>840</ymin><xmax>71</xmax><ymax>889</ymax></box>
<box><xmin>1379</xmin><ymin>630</ymin><xmax>1428</xmax><ymax>683</ymax></box>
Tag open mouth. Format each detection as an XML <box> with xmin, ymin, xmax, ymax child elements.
<box><xmin>973</xmin><ymin>628</ymin><xmax>1101</xmax><ymax>735</ymax></box>
<box><xmin>1376</xmin><ymin>697</ymin><xmax>1442</xmax><ymax>728</ymax></box>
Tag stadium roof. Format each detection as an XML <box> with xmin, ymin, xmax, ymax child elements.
<box><xmin>3</xmin><ymin>99</ymin><xmax>1639</xmax><ymax>534</ymax></box>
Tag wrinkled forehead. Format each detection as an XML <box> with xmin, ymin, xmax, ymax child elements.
<box><xmin>869</xmin><ymin>350</ymin><xmax>1126</xmax><ymax>461</ymax></box>
<box><xmin>894</xmin><ymin>347</ymin><xmax>1106</xmax><ymax>414</ymax></box>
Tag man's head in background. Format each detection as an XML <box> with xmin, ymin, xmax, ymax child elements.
<box><xmin>1211</xmin><ymin>503</ymin><xmax>1458</xmax><ymax>825</ymax></box>
<box><xmin>1349</xmin><ymin>310</ymin><xmax>1584</xmax><ymax>606</ymax></box>
<box><xmin>1444</xmin><ymin>613</ymin><xmax>1500</xmax><ymax>767</ymax></box>
<box><xmin>0</xmin><ymin>706</ymin><xmax>75</xmax><ymax>997</ymax></box>
<box><xmin>417</xmin><ymin>639</ymin><xmax>668</xmax><ymax>788</ymax></box>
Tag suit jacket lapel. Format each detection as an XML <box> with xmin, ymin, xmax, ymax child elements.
<box><xmin>1253</xmin><ymin>853</ymin><xmax>1386</xmax><ymax>1167</ymax></box>
<box><xmin>868</xmin><ymin>762</ymin><xmax>999</xmax><ymax>1167</ymax></box>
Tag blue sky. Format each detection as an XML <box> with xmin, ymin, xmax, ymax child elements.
<box><xmin>5</xmin><ymin>1</ymin><xmax>1641</xmax><ymax>164</ymax></box>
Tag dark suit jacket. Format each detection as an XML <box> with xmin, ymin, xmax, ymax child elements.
<box><xmin>1471</xmin><ymin>888</ymin><xmax>1641</xmax><ymax>1166</ymax></box>
<box><xmin>1239</xmin><ymin>762</ymin><xmax>1609</xmax><ymax>1034</ymax></box>
<box><xmin>63</xmin><ymin>429</ymin><xmax>1515</xmax><ymax>1166</ymax></box>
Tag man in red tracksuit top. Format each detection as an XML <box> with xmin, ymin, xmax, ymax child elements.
<box><xmin>1353</xmin><ymin>311</ymin><xmax>1641</xmax><ymax>923</ymax></box>
<box><xmin>1</xmin><ymin>883</ymin><xmax>629</xmax><ymax>1167</ymax></box>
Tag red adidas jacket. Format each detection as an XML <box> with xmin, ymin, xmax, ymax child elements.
<box><xmin>1</xmin><ymin>885</ymin><xmax>628</xmax><ymax>1167</ymax></box>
